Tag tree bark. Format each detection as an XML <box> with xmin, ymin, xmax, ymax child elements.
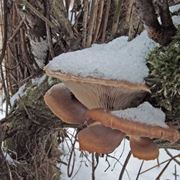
<box><xmin>136</xmin><ymin>0</ymin><xmax>177</xmax><ymax>45</ymax></box>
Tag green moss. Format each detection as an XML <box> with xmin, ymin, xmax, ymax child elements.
<box><xmin>146</xmin><ymin>26</ymin><xmax>180</xmax><ymax>122</ymax></box>
<box><xmin>4</xmin><ymin>75</ymin><xmax>61</xmax><ymax>180</ymax></box>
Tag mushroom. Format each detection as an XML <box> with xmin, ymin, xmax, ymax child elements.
<box><xmin>44</xmin><ymin>71</ymin><xmax>150</xmax><ymax>110</ymax></box>
<box><xmin>85</xmin><ymin>104</ymin><xmax>180</xmax><ymax>142</ymax></box>
<box><xmin>44</xmin><ymin>33</ymin><xmax>152</xmax><ymax>110</ymax></box>
<box><xmin>44</xmin><ymin>34</ymin><xmax>179</xmax><ymax>160</ymax></box>
<box><xmin>44</xmin><ymin>56</ymin><xmax>152</xmax><ymax>158</ymax></box>
<box><xmin>130</xmin><ymin>137</ymin><xmax>159</xmax><ymax>160</ymax></box>
<box><xmin>85</xmin><ymin>103</ymin><xmax>180</xmax><ymax>159</ymax></box>
<box><xmin>44</xmin><ymin>83</ymin><xmax>89</xmax><ymax>125</ymax></box>
<box><xmin>78</xmin><ymin>122</ymin><xmax>125</xmax><ymax>154</ymax></box>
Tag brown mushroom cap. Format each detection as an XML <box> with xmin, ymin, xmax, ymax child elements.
<box><xmin>44</xmin><ymin>83</ymin><xmax>89</xmax><ymax>124</ymax></box>
<box><xmin>130</xmin><ymin>137</ymin><xmax>159</xmax><ymax>160</ymax></box>
<box><xmin>85</xmin><ymin>109</ymin><xmax>180</xmax><ymax>142</ymax></box>
<box><xmin>45</xmin><ymin>69</ymin><xmax>150</xmax><ymax>110</ymax></box>
<box><xmin>78</xmin><ymin>123</ymin><xmax>125</xmax><ymax>154</ymax></box>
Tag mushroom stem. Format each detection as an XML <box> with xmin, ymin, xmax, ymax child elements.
<box><xmin>86</xmin><ymin>109</ymin><xmax>180</xmax><ymax>142</ymax></box>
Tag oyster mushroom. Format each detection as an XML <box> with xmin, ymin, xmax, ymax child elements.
<box><xmin>44</xmin><ymin>34</ymin><xmax>179</xmax><ymax>160</ymax></box>
<box><xmin>44</xmin><ymin>59</ymin><xmax>150</xmax><ymax>156</ymax></box>
<box><xmin>85</xmin><ymin>102</ymin><xmax>180</xmax><ymax>159</ymax></box>
<box><xmin>78</xmin><ymin>122</ymin><xmax>125</xmax><ymax>154</ymax></box>
<box><xmin>44</xmin><ymin>33</ymin><xmax>152</xmax><ymax>110</ymax></box>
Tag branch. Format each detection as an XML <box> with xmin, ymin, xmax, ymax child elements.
<box><xmin>136</xmin><ymin>0</ymin><xmax>177</xmax><ymax>45</ymax></box>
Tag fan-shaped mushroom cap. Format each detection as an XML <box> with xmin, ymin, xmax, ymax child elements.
<box><xmin>44</xmin><ymin>71</ymin><xmax>150</xmax><ymax>110</ymax></box>
<box><xmin>44</xmin><ymin>32</ymin><xmax>153</xmax><ymax>109</ymax></box>
<box><xmin>44</xmin><ymin>83</ymin><xmax>89</xmax><ymax>124</ymax></box>
<box><xmin>85</xmin><ymin>102</ymin><xmax>180</xmax><ymax>142</ymax></box>
<box><xmin>130</xmin><ymin>137</ymin><xmax>159</xmax><ymax>160</ymax></box>
<box><xmin>78</xmin><ymin>123</ymin><xmax>125</xmax><ymax>154</ymax></box>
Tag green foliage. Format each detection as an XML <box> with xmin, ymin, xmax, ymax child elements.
<box><xmin>146</xmin><ymin>26</ymin><xmax>180</xmax><ymax>121</ymax></box>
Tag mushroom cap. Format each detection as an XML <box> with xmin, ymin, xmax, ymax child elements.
<box><xmin>130</xmin><ymin>137</ymin><xmax>159</xmax><ymax>160</ymax></box>
<box><xmin>85</xmin><ymin>108</ymin><xmax>180</xmax><ymax>142</ymax></box>
<box><xmin>44</xmin><ymin>32</ymin><xmax>152</xmax><ymax>110</ymax></box>
<box><xmin>44</xmin><ymin>83</ymin><xmax>89</xmax><ymax>124</ymax></box>
<box><xmin>78</xmin><ymin>123</ymin><xmax>125</xmax><ymax>154</ymax></box>
<box><xmin>45</xmin><ymin>69</ymin><xmax>150</xmax><ymax>110</ymax></box>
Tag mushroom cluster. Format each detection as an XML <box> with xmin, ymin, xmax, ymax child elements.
<box><xmin>44</xmin><ymin>33</ymin><xmax>180</xmax><ymax>160</ymax></box>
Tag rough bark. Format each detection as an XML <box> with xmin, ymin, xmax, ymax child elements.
<box><xmin>0</xmin><ymin>76</ymin><xmax>63</xmax><ymax>180</ymax></box>
<box><xmin>136</xmin><ymin>0</ymin><xmax>177</xmax><ymax>45</ymax></box>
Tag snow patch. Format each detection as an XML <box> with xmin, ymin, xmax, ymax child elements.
<box><xmin>3</xmin><ymin>152</ymin><xmax>16</xmax><ymax>166</ymax></box>
<box><xmin>10</xmin><ymin>84</ymin><xmax>26</xmax><ymax>106</ymax></box>
<box><xmin>169</xmin><ymin>4</ymin><xmax>180</xmax><ymax>13</ymax></box>
<box><xmin>31</xmin><ymin>74</ymin><xmax>47</xmax><ymax>86</ymax></box>
<box><xmin>59</xmin><ymin>129</ymin><xmax>180</xmax><ymax>180</ymax></box>
<box><xmin>172</xmin><ymin>15</ymin><xmax>180</xmax><ymax>26</ymax></box>
<box><xmin>112</xmin><ymin>102</ymin><xmax>167</xmax><ymax>128</ymax></box>
<box><xmin>46</xmin><ymin>31</ymin><xmax>156</xmax><ymax>84</ymax></box>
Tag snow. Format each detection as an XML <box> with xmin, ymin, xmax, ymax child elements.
<box><xmin>3</xmin><ymin>152</ymin><xmax>16</xmax><ymax>166</ymax></box>
<box><xmin>169</xmin><ymin>4</ymin><xmax>180</xmax><ymax>13</ymax></box>
<box><xmin>10</xmin><ymin>83</ymin><xmax>27</xmax><ymax>106</ymax></box>
<box><xmin>59</xmin><ymin>129</ymin><xmax>180</xmax><ymax>180</ymax></box>
<box><xmin>170</xmin><ymin>4</ymin><xmax>180</xmax><ymax>25</ymax></box>
<box><xmin>112</xmin><ymin>102</ymin><xmax>167</xmax><ymax>128</ymax></box>
<box><xmin>46</xmin><ymin>31</ymin><xmax>156</xmax><ymax>84</ymax></box>
<box><xmin>172</xmin><ymin>15</ymin><xmax>180</xmax><ymax>26</ymax></box>
<box><xmin>31</xmin><ymin>74</ymin><xmax>47</xmax><ymax>86</ymax></box>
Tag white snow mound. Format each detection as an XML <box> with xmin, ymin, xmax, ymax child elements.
<box><xmin>112</xmin><ymin>102</ymin><xmax>167</xmax><ymax>128</ymax></box>
<box><xmin>46</xmin><ymin>31</ymin><xmax>156</xmax><ymax>83</ymax></box>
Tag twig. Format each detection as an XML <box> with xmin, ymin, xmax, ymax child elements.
<box><xmin>135</xmin><ymin>160</ymin><xmax>144</xmax><ymax>180</ymax></box>
<box><xmin>82</xmin><ymin>0</ymin><xmax>88</xmax><ymax>47</ymax></box>
<box><xmin>0</xmin><ymin>0</ymin><xmax>8</xmax><ymax>65</ymax></box>
<box><xmin>101</xmin><ymin>0</ymin><xmax>111</xmax><ymax>42</ymax></box>
<box><xmin>86</xmin><ymin>0</ymin><xmax>99</xmax><ymax>47</ymax></box>
<box><xmin>93</xmin><ymin>0</ymin><xmax>104</xmax><ymax>43</ymax></box>
<box><xmin>45</xmin><ymin>1</ymin><xmax>55</xmax><ymax>58</ymax></box>
<box><xmin>140</xmin><ymin>154</ymin><xmax>180</xmax><ymax>174</ymax></box>
<box><xmin>156</xmin><ymin>158</ymin><xmax>172</xmax><ymax>180</ymax></box>
<box><xmin>118</xmin><ymin>151</ymin><xmax>131</xmax><ymax>180</ymax></box>
<box><xmin>67</xmin><ymin>132</ymin><xmax>77</xmax><ymax>177</ymax></box>
<box><xmin>16</xmin><ymin>0</ymin><xmax>55</xmax><ymax>28</ymax></box>
<box><xmin>165</xmin><ymin>149</ymin><xmax>180</xmax><ymax>165</ymax></box>
<box><xmin>7</xmin><ymin>15</ymin><xmax>25</xmax><ymax>43</ymax></box>
<box><xmin>92</xmin><ymin>153</ymin><xmax>96</xmax><ymax>180</ymax></box>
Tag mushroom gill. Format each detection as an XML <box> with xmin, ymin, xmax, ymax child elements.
<box><xmin>45</xmin><ymin>69</ymin><xmax>150</xmax><ymax>110</ymax></box>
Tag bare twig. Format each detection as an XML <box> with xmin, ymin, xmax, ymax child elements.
<box><xmin>101</xmin><ymin>0</ymin><xmax>111</xmax><ymax>42</ymax></box>
<box><xmin>118</xmin><ymin>151</ymin><xmax>131</xmax><ymax>180</ymax></box>
<box><xmin>165</xmin><ymin>149</ymin><xmax>180</xmax><ymax>165</ymax></box>
<box><xmin>156</xmin><ymin>159</ymin><xmax>172</xmax><ymax>179</ymax></box>
<box><xmin>16</xmin><ymin>0</ymin><xmax>55</xmax><ymax>27</ymax></box>
<box><xmin>93</xmin><ymin>0</ymin><xmax>104</xmax><ymax>43</ymax></box>
<box><xmin>135</xmin><ymin>160</ymin><xmax>144</xmax><ymax>180</ymax></box>
<box><xmin>86</xmin><ymin>0</ymin><xmax>99</xmax><ymax>47</ymax></box>
<box><xmin>82</xmin><ymin>0</ymin><xmax>89</xmax><ymax>47</ymax></box>
<box><xmin>7</xmin><ymin>16</ymin><xmax>25</xmax><ymax>43</ymax></box>
<box><xmin>0</xmin><ymin>0</ymin><xmax>8</xmax><ymax>65</ymax></box>
<box><xmin>140</xmin><ymin>154</ymin><xmax>180</xmax><ymax>174</ymax></box>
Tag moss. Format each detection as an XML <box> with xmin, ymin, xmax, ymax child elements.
<box><xmin>146</xmin><ymin>26</ymin><xmax>180</xmax><ymax>123</ymax></box>
<box><xmin>4</xmin><ymin>75</ymin><xmax>62</xmax><ymax>180</ymax></box>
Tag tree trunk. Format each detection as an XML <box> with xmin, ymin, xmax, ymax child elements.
<box><xmin>0</xmin><ymin>0</ymin><xmax>179</xmax><ymax>179</ymax></box>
